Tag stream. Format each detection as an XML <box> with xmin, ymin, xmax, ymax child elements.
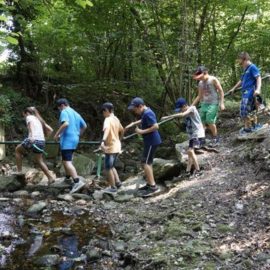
<box><xmin>0</xmin><ymin>197</ymin><xmax>111</xmax><ymax>270</ymax></box>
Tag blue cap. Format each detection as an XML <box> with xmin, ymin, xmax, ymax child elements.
<box><xmin>56</xmin><ymin>98</ymin><xmax>69</xmax><ymax>106</ymax></box>
<box><xmin>175</xmin><ymin>98</ymin><xmax>187</xmax><ymax>112</ymax></box>
<box><xmin>128</xmin><ymin>97</ymin><xmax>144</xmax><ymax>110</ymax></box>
<box><xmin>101</xmin><ymin>102</ymin><xmax>114</xmax><ymax>111</ymax></box>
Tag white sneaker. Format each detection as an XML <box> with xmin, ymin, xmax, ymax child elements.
<box><xmin>70</xmin><ymin>179</ymin><xmax>86</xmax><ymax>194</ymax></box>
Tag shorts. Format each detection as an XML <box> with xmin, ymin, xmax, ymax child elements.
<box><xmin>240</xmin><ymin>97</ymin><xmax>255</xmax><ymax>118</ymax></box>
<box><xmin>141</xmin><ymin>144</ymin><xmax>158</xmax><ymax>165</ymax></box>
<box><xmin>61</xmin><ymin>149</ymin><xmax>75</xmax><ymax>161</ymax></box>
<box><xmin>199</xmin><ymin>103</ymin><xmax>219</xmax><ymax>124</ymax></box>
<box><xmin>104</xmin><ymin>153</ymin><xmax>118</xmax><ymax>170</ymax></box>
<box><xmin>22</xmin><ymin>138</ymin><xmax>45</xmax><ymax>154</ymax></box>
<box><xmin>188</xmin><ymin>138</ymin><xmax>200</xmax><ymax>149</ymax></box>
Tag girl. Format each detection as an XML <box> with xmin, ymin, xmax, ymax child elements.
<box><xmin>15</xmin><ymin>107</ymin><xmax>55</xmax><ymax>183</ymax></box>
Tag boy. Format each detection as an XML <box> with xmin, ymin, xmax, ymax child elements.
<box><xmin>192</xmin><ymin>66</ymin><xmax>225</xmax><ymax>147</ymax></box>
<box><xmin>125</xmin><ymin>97</ymin><xmax>162</xmax><ymax>197</ymax></box>
<box><xmin>100</xmin><ymin>102</ymin><xmax>124</xmax><ymax>194</ymax></box>
<box><xmin>162</xmin><ymin>98</ymin><xmax>205</xmax><ymax>177</ymax></box>
<box><xmin>54</xmin><ymin>98</ymin><xmax>87</xmax><ymax>193</ymax></box>
<box><xmin>228</xmin><ymin>52</ymin><xmax>261</xmax><ymax>133</ymax></box>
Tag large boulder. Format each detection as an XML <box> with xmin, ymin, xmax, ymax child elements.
<box><xmin>60</xmin><ymin>153</ymin><xmax>95</xmax><ymax>177</ymax></box>
<box><xmin>0</xmin><ymin>174</ymin><xmax>26</xmax><ymax>192</ymax></box>
<box><xmin>153</xmin><ymin>158</ymin><xmax>182</xmax><ymax>182</ymax></box>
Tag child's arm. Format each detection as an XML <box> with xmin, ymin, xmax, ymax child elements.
<box><xmin>214</xmin><ymin>78</ymin><xmax>225</xmax><ymax>111</ymax></box>
<box><xmin>135</xmin><ymin>123</ymin><xmax>159</xmax><ymax>135</ymax></box>
<box><xmin>125</xmin><ymin>119</ymin><xmax>141</xmax><ymax>130</ymax></box>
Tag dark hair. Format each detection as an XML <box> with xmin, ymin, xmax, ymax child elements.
<box><xmin>56</xmin><ymin>98</ymin><xmax>69</xmax><ymax>107</ymax></box>
<box><xmin>238</xmin><ymin>52</ymin><xmax>251</xmax><ymax>61</ymax></box>
<box><xmin>101</xmin><ymin>102</ymin><xmax>114</xmax><ymax>113</ymax></box>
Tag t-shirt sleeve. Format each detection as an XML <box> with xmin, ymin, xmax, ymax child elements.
<box><xmin>145</xmin><ymin>112</ymin><xmax>157</xmax><ymax>127</ymax></box>
<box><xmin>79</xmin><ymin>116</ymin><xmax>87</xmax><ymax>128</ymax></box>
<box><xmin>250</xmin><ymin>65</ymin><xmax>260</xmax><ymax>78</ymax></box>
<box><xmin>26</xmin><ymin>115</ymin><xmax>32</xmax><ymax>124</ymax></box>
<box><xmin>103</xmin><ymin>118</ymin><xmax>110</xmax><ymax>131</ymax></box>
<box><xmin>60</xmin><ymin>110</ymin><xmax>69</xmax><ymax>124</ymax></box>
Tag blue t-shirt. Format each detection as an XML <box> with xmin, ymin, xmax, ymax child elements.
<box><xmin>141</xmin><ymin>108</ymin><xmax>162</xmax><ymax>146</ymax></box>
<box><xmin>241</xmin><ymin>64</ymin><xmax>260</xmax><ymax>99</ymax></box>
<box><xmin>59</xmin><ymin>107</ymin><xmax>87</xmax><ymax>150</ymax></box>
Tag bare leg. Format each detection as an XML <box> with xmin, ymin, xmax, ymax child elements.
<box><xmin>208</xmin><ymin>124</ymin><xmax>217</xmax><ymax>137</ymax></box>
<box><xmin>34</xmin><ymin>154</ymin><xmax>54</xmax><ymax>181</ymax></box>
<box><xmin>106</xmin><ymin>168</ymin><xmax>115</xmax><ymax>187</ymax></box>
<box><xmin>186</xmin><ymin>152</ymin><xmax>193</xmax><ymax>172</ymax></box>
<box><xmin>143</xmin><ymin>164</ymin><xmax>156</xmax><ymax>186</ymax></box>
<box><xmin>112</xmin><ymin>168</ymin><xmax>120</xmax><ymax>183</ymax></box>
<box><xmin>63</xmin><ymin>161</ymin><xmax>78</xmax><ymax>179</ymax></box>
<box><xmin>187</xmin><ymin>149</ymin><xmax>200</xmax><ymax>171</ymax></box>
<box><xmin>15</xmin><ymin>145</ymin><xmax>25</xmax><ymax>172</ymax></box>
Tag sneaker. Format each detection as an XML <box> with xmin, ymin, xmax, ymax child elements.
<box><xmin>103</xmin><ymin>186</ymin><xmax>117</xmax><ymax>194</ymax></box>
<box><xmin>138</xmin><ymin>186</ymin><xmax>160</xmax><ymax>197</ymax></box>
<box><xmin>138</xmin><ymin>184</ymin><xmax>150</xmax><ymax>191</ymax></box>
<box><xmin>193</xmin><ymin>170</ymin><xmax>203</xmax><ymax>178</ymax></box>
<box><xmin>209</xmin><ymin>137</ymin><xmax>220</xmax><ymax>148</ymax></box>
<box><xmin>61</xmin><ymin>177</ymin><xmax>73</xmax><ymax>185</ymax></box>
<box><xmin>115</xmin><ymin>181</ymin><xmax>122</xmax><ymax>189</ymax></box>
<box><xmin>252</xmin><ymin>123</ymin><xmax>263</xmax><ymax>131</ymax></box>
<box><xmin>239</xmin><ymin>127</ymin><xmax>252</xmax><ymax>135</ymax></box>
<box><xmin>70</xmin><ymin>179</ymin><xmax>86</xmax><ymax>194</ymax></box>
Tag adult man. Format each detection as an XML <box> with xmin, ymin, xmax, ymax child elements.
<box><xmin>228</xmin><ymin>52</ymin><xmax>261</xmax><ymax>133</ymax></box>
<box><xmin>54</xmin><ymin>98</ymin><xmax>87</xmax><ymax>193</ymax></box>
<box><xmin>125</xmin><ymin>97</ymin><xmax>162</xmax><ymax>197</ymax></box>
<box><xmin>100</xmin><ymin>102</ymin><xmax>124</xmax><ymax>194</ymax></box>
<box><xmin>192</xmin><ymin>66</ymin><xmax>225</xmax><ymax>146</ymax></box>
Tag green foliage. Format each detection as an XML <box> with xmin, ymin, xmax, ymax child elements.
<box><xmin>0</xmin><ymin>94</ymin><xmax>12</xmax><ymax>126</ymax></box>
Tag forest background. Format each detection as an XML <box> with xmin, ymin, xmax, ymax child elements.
<box><xmin>0</xmin><ymin>0</ymin><xmax>270</xmax><ymax>140</ymax></box>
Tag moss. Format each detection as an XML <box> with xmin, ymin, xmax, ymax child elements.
<box><xmin>216</xmin><ymin>224</ymin><xmax>234</xmax><ymax>234</ymax></box>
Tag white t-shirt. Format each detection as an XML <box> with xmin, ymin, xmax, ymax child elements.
<box><xmin>26</xmin><ymin>115</ymin><xmax>45</xmax><ymax>141</ymax></box>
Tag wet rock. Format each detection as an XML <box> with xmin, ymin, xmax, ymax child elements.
<box><xmin>112</xmin><ymin>240</ymin><xmax>126</xmax><ymax>252</ymax></box>
<box><xmin>60</xmin><ymin>153</ymin><xmax>95</xmax><ymax>176</ymax></box>
<box><xmin>27</xmin><ymin>201</ymin><xmax>47</xmax><ymax>214</ymax></box>
<box><xmin>86</xmin><ymin>247</ymin><xmax>102</xmax><ymax>261</ymax></box>
<box><xmin>72</xmin><ymin>193</ymin><xmax>92</xmax><ymax>200</ymax></box>
<box><xmin>153</xmin><ymin>158</ymin><xmax>182</xmax><ymax>181</ymax></box>
<box><xmin>31</xmin><ymin>191</ymin><xmax>41</xmax><ymax>198</ymax></box>
<box><xmin>57</xmin><ymin>194</ymin><xmax>74</xmax><ymax>202</ymax></box>
<box><xmin>25</xmin><ymin>168</ymin><xmax>55</xmax><ymax>185</ymax></box>
<box><xmin>92</xmin><ymin>190</ymin><xmax>104</xmax><ymax>200</ymax></box>
<box><xmin>35</xmin><ymin>254</ymin><xmax>60</xmax><ymax>266</ymax></box>
<box><xmin>13</xmin><ymin>190</ymin><xmax>29</xmax><ymax>197</ymax></box>
<box><xmin>114</xmin><ymin>194</ymin><xmax>134</xmax><ymax>203</ymax></box>
<box><xmin>76</xmin><ymin>199</ymin><xmax>87</xmax><ymax>205</ymax></box>
<box><xmin>0</xmin><ymin>174</ymin><xmax>26</xmax><ymax>192</ymax></box>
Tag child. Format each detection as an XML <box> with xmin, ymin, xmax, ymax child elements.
<box><xmin>162</xmin><ymin>98</ymin><xmax>205</xmax><ymax>178</ymax></box>
<box><xmin>15</xmin><ymin>107</ymin><xmax>55</xmax><ymax>183</ymax></box>
<box><xmin>125</xmin><ymin>97</ymin><xmax>162</xmax><ymax>197</ymax></box>
<box><xmin>192</xmin><ymin>66</ymin><xmax>225</xmax><ymax>147</ymax></box>
<box><xmin>100</xmin><ymin>102</ymin><xmax>124</xmax><ymax>194</ymax></box>
<box><xmin>54</xmin><ymin>98</ymin><xmax>87</xmax><ymax>193</ymax></box>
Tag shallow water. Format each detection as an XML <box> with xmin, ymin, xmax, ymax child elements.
<box><xmin>0</xmin><ymin>200</ymin><xmax>111</xmax><ymax>270</ymax></box>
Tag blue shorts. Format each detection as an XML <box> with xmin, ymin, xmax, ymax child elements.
<box><xmin>104</xmin><ymin>153</ymin><xmax>118</xmax><ymax>170</ymax></box>
<box><xmin>22</xmin><ymin>138</ymin><xmax>45</xmax><ymax>154</ymax></box>
<box><xmin>61</xmin><ymin>150</ymin><xmax>75</xmax><ymax>161</ymax></box>
<box><xmin>240</xmin><ymin>97</ymin><xmax>255</xmax><ymax>118</ymax></box>
<box><xmin>142</xmin><ymin>145</ymin><xmax>158</xmax><ymax>165</ymax></box>
<box><xmin>188</xmin><ymin>138</ymin><xmax>200</xmax><ymax>149</ymax></box>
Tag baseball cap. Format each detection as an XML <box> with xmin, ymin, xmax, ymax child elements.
<box><xmin>194</xmin><ymin>65</ymin><xmax>208</xmax><ymax>76</ymax></box>
<box><xmin>175</xmin><ymin>97</ymin><xmax>187</xmax><ymax>112</ymax></box>
<box><xmin>56</xmin><ymin>98</ymin><xmax>69</xmax><ymax>106</ymax></box>
<box><xmin>128</xmin><ymin>97</ymin><xmax>144</xmax><ymax>110</ymax></box>
<box><xmin>101</xmin><ymin>102</ymin><xmax>114</xmax><ymax>111</ymax></box>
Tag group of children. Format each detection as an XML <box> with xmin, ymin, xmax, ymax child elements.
<box><xmin>15</xmin><ymin>51</ymin><xmax>262</xmax><ymax>197</ymax></box>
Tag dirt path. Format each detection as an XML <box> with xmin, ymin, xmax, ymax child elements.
<box><xmin>103</xmin><ymin>123</ymin><xmax>270</xmax><ymax>269</ymax></box>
